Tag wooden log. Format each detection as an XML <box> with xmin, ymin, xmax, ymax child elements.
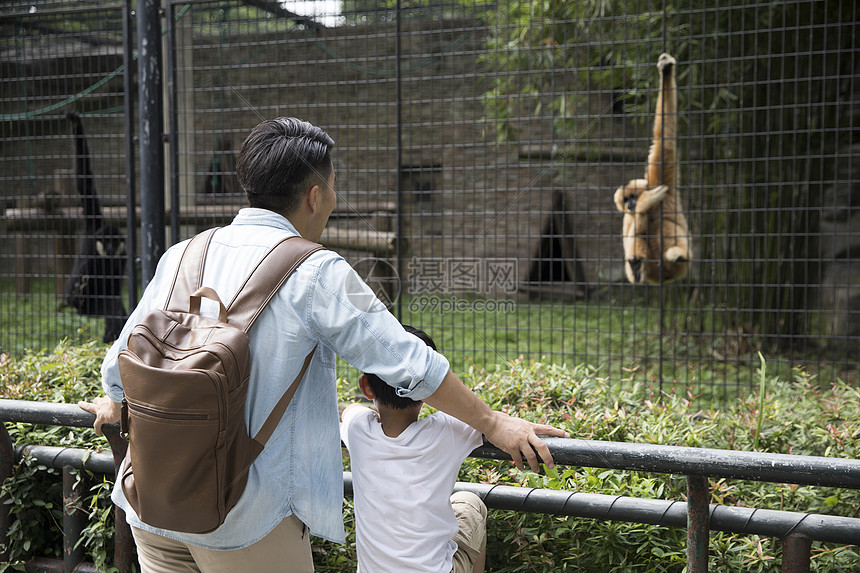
<box><xmin>3</xmin><ymin>206</ymin><xmax>135</xmax><ymax>232</ymax></box>
<box><xmin>4</xmin><ymin>200</ymin><xmax>400</xmax><ymax>293</ymax></box>
<box><xmin>3</xmin><ymin>200</ymin><xmax>396</xmax><ymax>231</ymax></box>
<box><xmin>321</xmin><ymin>226</ymin><xmax>400</xmax><ymax>255</ymax></box>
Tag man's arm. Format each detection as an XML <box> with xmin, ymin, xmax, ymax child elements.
<box><xmin>77</xmin><ymin>396</ymin><xmax>122</xmax><ymax>435</ymax></box>
<box><xmin>423</xmin><ymin>370</ymin><xmax>568</xmax><ymax>472</ymax></box>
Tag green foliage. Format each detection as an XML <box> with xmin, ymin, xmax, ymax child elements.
<box><xmin>75</xmin><ymin>475</ymin><xmax>121</xmax><ymax>573</ymax></box>
<box><xmin>2</xmin><ymin>345</ymin><xmax>858</xmax><ymax>571</ymax></box>
<box><xmin>0</xmin><ymin>339</ymin><xmax>106</xmax><ymax>404</ymax></box>
<box><xmin>1</xmin><ymin>456</ymin><xmax>64</xmax><ymax>569</ymax></box>
<box><xmin>473</xmin><ymin>0</ymin><xmax>654</xmax><ymax>141</ymax></box>
<box><xmin>1</xmin><ymin>341</ymin><xmax>114</xmax><ymax>570</ymax></box>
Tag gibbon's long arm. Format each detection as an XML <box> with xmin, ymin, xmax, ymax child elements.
<box><xmin>646</xmin><ymin>53</ymin><xmax>677</xmax><ymax>190</ymax></box>
<box><xmin>63</xmin><ymin>111</ymin><xmax>128</xmax><ymax>342</ymax></box>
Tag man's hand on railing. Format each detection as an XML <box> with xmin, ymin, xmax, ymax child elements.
<box><xmin>77</xmin><ymin>397</ymin><xmax>122</xmax><ymax>435</ymax></box>
<box><xmin>482</xmin><ymin>411</ymin><xmax>569</xmax><ymax>472</ymax></box>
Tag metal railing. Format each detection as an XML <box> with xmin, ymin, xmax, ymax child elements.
<box><xmin>2</xmin><ymin>399</ymin><xmax>859</xmax><ymax>572</ymax></box>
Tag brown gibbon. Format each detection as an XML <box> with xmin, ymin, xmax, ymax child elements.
<box><xmin>614</xmin><ymin>52</ymin><xmax>692</xmax><ymax>284</ymax></box>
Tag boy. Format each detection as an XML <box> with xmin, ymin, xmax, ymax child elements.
<box><xmin>341</xmin><ymin>326</ymin><xmax>487</xmax><ymax>573</ymax></box>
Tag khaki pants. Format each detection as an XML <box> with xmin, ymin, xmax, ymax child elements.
<box><xmin>450</xmin><ymin>491</ymin><xmax>488</xmax><ymax>573</ymax></box>
<box><xmin>131</xmin><ymin>514</ymin><xmax>313</xmax><ymax>573</ymax></box>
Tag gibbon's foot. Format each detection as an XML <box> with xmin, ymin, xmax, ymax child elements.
<box><xmin>103</xmin><ymin>315</ymin><xmax>126</xmax><ymax>343</ymax></box>
<box><xmin>633</xmin><ymin>184</ymin><xmax>670</xmax><ymax>213</ymax></box>
<box><xmin>627</xmin><ymin>258</ymin><xmax>643</xmax><ymax>283</ymax></box>
<box><xmin>664</xmin><ymin>246</ymin><xmax>689</xmax><ymax>264</ymax></box>
<box><xmin>650</xmin><ymin>184</ymin><xmax>668</xmax><ymax>203</ymax></box>
<box><xmin>657</xmin><ymin>53</ymin><xmax>676</xmax><ymax>76</ymax></box>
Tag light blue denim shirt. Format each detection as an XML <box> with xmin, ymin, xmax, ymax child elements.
<box><xmin>101</xmin><ymin>208</ymin><xmax>450</xmax><ymax>549</ymax></box>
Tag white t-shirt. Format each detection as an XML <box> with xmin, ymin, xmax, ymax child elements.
<box><xmin>341</xmin><ymin>405</ymin><xmax>483</xmax><ymax>573</ymax></box>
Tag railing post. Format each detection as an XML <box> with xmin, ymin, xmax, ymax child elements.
<box><xmin>63</xmin><ymin>466</ymin><xmax>87</xmax><ymax>571</ymax></box>
<box><xmin>0</xmin><ymin>422</ymin><xmax>13</xmax><ymax>564</ymax></box>
<box><xmin>782</xmin><ymin>532</ymin><xmax>812</xmax><ymax>573</ymax></box>
<box><xmin>686</xmin><ymin>474</ymin><xmax>709</xmax><ymax>573</ymax></box>
<box><xmin>103</xmin><ymin>426</ymin><xmax>134</xmax><ymax>573</ymax></box>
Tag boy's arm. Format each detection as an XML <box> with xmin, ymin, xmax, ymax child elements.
<box><xmin>423</xmin><ymin>370</ymin><xmax>568</xmax><ymax>472</ymax></box>
<box><xmin>340</xmin><ymin>402</ymin><xmax>368</xmax><ymax>421</ymax></box>
<box><xmin>340</xmin><ymin>402</ymin><xmax>371</xmax><ymax>449</ymax></box>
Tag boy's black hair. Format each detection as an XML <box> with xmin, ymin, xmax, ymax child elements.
<box><xmin>365</xmin><ymin>325</ymin><xmax>436</xmax><ymax>410</ymax></box>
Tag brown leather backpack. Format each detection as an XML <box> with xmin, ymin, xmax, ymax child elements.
<box><xmin>117</xmin><ymin>228</ymin><xmax>322</xmax><ymax>533</ymax></box>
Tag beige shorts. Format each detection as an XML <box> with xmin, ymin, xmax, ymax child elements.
<box><xmin>450</xmin><ymin>491</ymin><xmax>488</xmax><ymax>573</ymax></box>
<box><xmin>131</xmin><ymin>514</ymin><xmax>313</xmax><ymax>573</ymax></box>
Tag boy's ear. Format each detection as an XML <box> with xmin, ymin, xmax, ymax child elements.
<box><xmin>358</xmin><ymin>374</ymin><xmax>375</xmax><ymax>401</ymax></box>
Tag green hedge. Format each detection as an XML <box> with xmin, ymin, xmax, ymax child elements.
<box><xmin>1</xmin><ymin>342</ymin><xmax>858</xmax><ymax>571</ymax></box>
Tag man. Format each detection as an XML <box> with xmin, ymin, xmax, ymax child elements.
<box><xmin>79</xmin><ymin>117</ymin><xmax>568</xmax><ymax>572</ymax></box>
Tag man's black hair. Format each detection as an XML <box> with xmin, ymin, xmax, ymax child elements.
<box><xmin>365</xmin><ymin>325</ymin><xmax>436</xmax><ymax>410</ymax></box>
<box><xmin>236</xmin><ymin>117</ymin><xmax>335</xmax><ymax>214</ymax></box>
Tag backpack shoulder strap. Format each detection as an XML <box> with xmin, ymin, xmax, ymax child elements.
<box><xmin>225</xmin><ymin>235</ymin><xmax>325</xmax><ymax>333</ymax></box>
<box><xmin>226</xmin><ymin>235</ymin><xmax>325</xmax><ymax>451</ymax></box>
<box><xmin>251</xmin><ymin>343</ymin><xmax>317</xmax><ymax>450</ymax></box>
<box><xmin>164</xmin><ymin>228</ymin><xmax>219</xmax><ymax>312</ymax></box>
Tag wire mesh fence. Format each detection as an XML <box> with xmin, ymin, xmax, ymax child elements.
<box><xmin>1</xmin><ymin>0</ymin><xmax>857</xmax><ymax>404</ymax></box>
<box><xmin>1</xmin><ymin>0</ymin><xmax>133</xmax><ymax>347</ymax></box>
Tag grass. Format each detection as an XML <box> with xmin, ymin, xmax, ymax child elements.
<box><xmin>393</xmin><ymin>293</ymin><xmax>856</xmax><ymax>405</ymax></box>
<box><xmin>3</xmin><ymin>280</ymin><xmax>856</xmax><ymax>407</ymax></box>
<box><xmin>0</xmin><ymin>279</ymin><xmax>107</xmax><ymax>353</ymax></box>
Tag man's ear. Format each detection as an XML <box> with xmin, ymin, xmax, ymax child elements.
<box><xmin>358</xmin><ymin>374</ymin><xmax>375</xmax><ymax>401</ymax></box>
<box><xmin>305</xmin><ymin>183</ymin><xmax>322</xmax><ymax>214</ymax></box>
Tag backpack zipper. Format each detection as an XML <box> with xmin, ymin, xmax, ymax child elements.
<box><xmin>125</xmin><ymin>399</ymin><xmax>210</xmax><ymax>421</ymax></box>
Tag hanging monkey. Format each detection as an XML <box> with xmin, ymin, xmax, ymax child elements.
<box><xmin>614</xmin><ymin>53</ymin><xmax>692</xmax><ymax>284</ymax></box>
<box><xmin>63</xmin><ymin>111</ymin><xmax>128</xmax><ymax>342</ymax></box>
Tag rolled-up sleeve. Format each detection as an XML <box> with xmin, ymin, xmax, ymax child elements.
<box><xmin>392</xmin><ymin>342</ymin><xmax>450</xmax><ymax>400</ymax></box>
<box><xmin>306</xmin><ymin>256</ymin><xmax>450</xmax><ymax>400</ymax></box>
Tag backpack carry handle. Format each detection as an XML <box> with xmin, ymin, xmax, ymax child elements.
<box><xmin>166</xmin><ymin>229</ymin><xmax>323</xmax><ymax>334</ymax></box>
<box><xmin>189</xmin><ymin>286</ymin><xmax>228</xmax><ymax>322</ymax></box>
<box><xmin>165</xmin><ymin>228</ymin><xmax>218</xmax><ymax>313</ymax></box>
